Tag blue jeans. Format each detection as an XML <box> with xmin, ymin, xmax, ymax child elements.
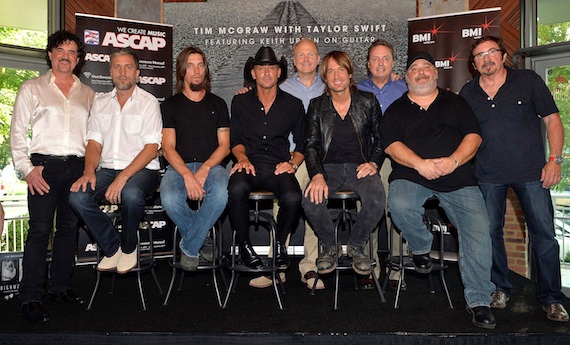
<box><xmin>479</xmin><ymin>180</ymin><xmax>565</xmax><ymax>306</ymax></box>
<box><xmin>302</xmin><ymin>163</ymin><xmax>385</xmax><ymax>248</ymax></box>
<box><xmin>388</xmin><ymin>179</ymin><xmax>495</xmax><ymax>308</ymax></box>
<box><xmin>160</xmin><ymin>163</ymin><xmax>229</xmax><ymax>257</ymax></box>
<box><xmin>69</xmin><ymin>168</ymin><xmax>159</xmax><ymax>256</ymax></box>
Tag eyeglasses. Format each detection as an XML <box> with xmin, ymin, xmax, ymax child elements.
<box><xmin>473</xmin><ymin>48</ymin><xmax>501</xmax><ymax>61</ymax></box>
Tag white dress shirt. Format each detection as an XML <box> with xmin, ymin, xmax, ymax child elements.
<box><xmin>87</xmin><ymin>86</ymin><xmax>162</xmax><ymax>171</ymax></box>
<box><xmin>10</xmin><ymin>70</ymin><xmax>95</xmax><ymax>178</ymax></box>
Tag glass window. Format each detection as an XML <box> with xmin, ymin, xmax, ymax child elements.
<box><xmin>537</xmin><ymin>0</ymin><xmax>570</xmax><ymax>45</ymax></box>
<box><xmin>0</xmin><ymin>0</ymin><xmax>48</xmax><ymax>49</ymax></box>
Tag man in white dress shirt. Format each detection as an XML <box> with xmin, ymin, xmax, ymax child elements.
<box><xmin>10</xmin><ymin>30</ymin><xmax>95</xmax><ymax>322</ymax></box>
<box><xmin>69</xmin><ymin>48</ymin><xmax>162</xmax><ymax>277</ymax></box>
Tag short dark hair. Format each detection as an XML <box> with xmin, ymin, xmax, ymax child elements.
<box><xmin>367</xmin><ymin>39</ymin><xmax>395</xmax><ymax>61</ymax></box>
<box><xmin>45</xmin><ymin>30</ymin><xmax>85</xmax><ymax>70</ymax></box>
<box><xmin>109</xmin><ymin>48</ymin><xmax>139</xmax><ymax>70</ymax></box>
<box><xmin>175</xmin><ymin>46</ymin><xmax>211</xmax><ymax>93</ymax></box>
<box><xmin>469</xmin><ymin>36</ymin><xmax>507</xmax><ymax>66</ymax></box>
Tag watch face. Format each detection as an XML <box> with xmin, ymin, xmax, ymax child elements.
<box><xmin>555</xmin><ymin>155</ymin><xmax>564</xmax><ymax>164</ymax></box>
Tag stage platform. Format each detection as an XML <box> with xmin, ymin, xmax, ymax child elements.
<box><xmin>0</xmin><ymin>257</ymin><xmax>569</xmax><ymax>345</ymax></box>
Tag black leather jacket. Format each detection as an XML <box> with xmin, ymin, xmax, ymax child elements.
<box><xmin>304</xmin><ymin>89</ymin><xmax>384</xmax><ymax>179</ymax></box>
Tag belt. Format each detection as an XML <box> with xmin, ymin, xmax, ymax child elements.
<box><xmin>31</xmin><ymin>153</ymin><xmax>84</xmax><ymax>161</ymax></box>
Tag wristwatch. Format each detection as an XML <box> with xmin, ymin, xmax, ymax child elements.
<box><xmin>289</xmin><ymin>161</ymin><xmax>299</xmax><ymax>170</ymax></box>
<box><xmin>549</xmin><ymin>155</ymin><xmax>564</xmax><ymax>165</ymax></box>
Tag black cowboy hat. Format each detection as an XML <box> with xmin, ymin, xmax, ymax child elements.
<box><xmin>243</xmin><ymin>46</ymin><xmax>288</xmax><ymax>85</ymax></box>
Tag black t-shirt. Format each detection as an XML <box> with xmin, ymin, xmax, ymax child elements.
<box><xmin>380</xmin><ymin>88</ymin><xmax>481</xmax><ymax>192</ymax></box>
<box><xmin>230</xmin><ymin>89</ymin><xmax>305</xmax><ymax>165</ymax></box>
<box><xmin>324</xmin><ymin>114</ymin><xmax>365</xmax><ymax>165</ymax></box>
<box><xmin>460</xmin><ymin>67</ymin><xmax>559</xmax><ymax>183</ymax></box>
<box><xmin>161</xmin><ymin>92</ymin><xmax>230</xmax><ymax>163</ymax></box>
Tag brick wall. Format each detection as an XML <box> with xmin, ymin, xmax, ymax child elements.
<box><xmin>504</xmin><ymin>189</ymin><xmax>529</xmax><ymax>277</ymax></box>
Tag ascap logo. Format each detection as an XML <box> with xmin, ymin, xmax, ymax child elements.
<box><xmin>139</xmin><ymin>76</ymin><xmax>167</xmax><ymax>85</ymax></box>
<box><xmin>85</xmin><ymin>53</ymin><xmax>110</xmax><ymax>63</ymax></box>
<box><xmin>149</xmin><ymin>220</ymin><xmax>167</xmax><ymax>229</ymax></box>
<box><xmin>101</xmin><ymin>32</ymin><xmax>167</xmax><ymax>51</ymax></box>
<box><xmin>412</xmin><ymin>33</ymin><xmax>434</xmax><ymax>44</ymax></box>
<box><xmin>99</xmin><ymin>204</ymin><xmax>119</xmax><ymax>213</ymax></box>
<box><xmin>462</xmin><ymin>28</ymin><xmax>483</xmax><ymax>38</ymax></box>
<box><xmin>85</xmin><ymin>243</ymin><xmax>98</xmax><ymax>252</ymax></box>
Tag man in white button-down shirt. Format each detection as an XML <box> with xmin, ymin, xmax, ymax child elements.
<box><xmin>69</xmin><ymin>48</ymin><xmax>162</xmax><ymax>278</ymax></box>
<box><xmin>10</xmin><ymin>30</ymin><xmax>95</xmax><ymax>323</ymax></box>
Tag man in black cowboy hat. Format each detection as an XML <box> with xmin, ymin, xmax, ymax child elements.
<box><xmin>228</xmin><ymin>46</ymin><xmax>306</xmax><ymax>269</ymax></box>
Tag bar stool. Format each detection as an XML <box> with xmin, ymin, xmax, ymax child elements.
<box><xmin>163</xmin><ymin>216</ymin><xmax>227</xmax><ymax>307</ymax></box>
<box><xmin>86</xmin><ymin>202</ymin><xmax>164</xmax><ymax>311</ymax></box>
<box><xmin>310</xmin><ymin>190</ymin><xmax>387</xmax><ymax>310</ymax></box>
<box><xmin>383</xmin><ymin>197</ymin><xmax>454</xmax><ymax>309</ymax></box>
<box><xmin>223</xmin><ymin>190</ymin><xmax>285</xmax><ymax>309</ymax></box>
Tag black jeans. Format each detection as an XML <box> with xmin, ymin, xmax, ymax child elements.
<box><xmin>19</xmin><ymin>155</ymin><xmax>84</xmax><ymax>304</ymax></box>
<box><xmin>302</xmin><ymin>163</ymin><xmax>385</xmax><ymax>248</ymax></box>
<box><xmin>228</xmin><ymin>163</ymin><xmax>302</xmax><ymax>244</ymax></box>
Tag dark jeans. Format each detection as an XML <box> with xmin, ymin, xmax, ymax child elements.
<box><xmin>302</xmin><ymin>163</ymin><xmax>385</xmax><ymax>248</ymax></box>
<box><xmin>69</xmin><ymin>168</ymin><xmax>159</xmax><ymax>256</ymax></box>
<box><xmin>19</xmin><ymin>155</ymin><xmax>84</xmax><ymax>304</ymax></box>
<box><xmin>479</xmin><ymin>180</ymin><xmax>566</xmax><ymax>306</ymax></box>
<box><xmin>228</xmin><ymin>163</ymin><xmax>302</xmax><ymax>244</ymax></box>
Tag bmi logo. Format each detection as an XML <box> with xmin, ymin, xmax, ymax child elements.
<box><xmin>462</xmin><ymin>28</ymin><xmax>483</xmax><ymax>38</ymax></box>
<box><xmin>435</xmin><ymin>60</ymin><xmax>452</xmax><ymax>69</ymax></box>
<box><xmin>412</xmin><ymin>33</ymin><xmax>434</xmax><ymax>44</ymax></box>
<box><xmin>84</xmin><ymin>29</ymin><xmax>100</xmax><ymax>45</ymax></box>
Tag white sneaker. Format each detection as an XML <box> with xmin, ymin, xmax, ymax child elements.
<box><xmin>97</xmin><ymin>247</ymin><xmax>122</xmax><ymax>271</ymax></box>
<box><xmin>116</xmin><ymin>248</ymin><xmax>138</xmax><ymax>274</ymax></box>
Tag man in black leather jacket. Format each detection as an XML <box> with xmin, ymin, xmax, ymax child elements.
<box><xmin>302</xmin><ymin>50</ymin><xmax>385</xmax><ymax>276</ymax></box>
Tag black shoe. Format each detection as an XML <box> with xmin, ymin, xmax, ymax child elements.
<box><xmin>239</xmin><ymin>242</ymin><xmax>263</xmax><ymax>269</ymax></box>
<box><xmin>199</xmin><ymin>236</ymin><xmax>214</xmax><ymax>262</ymax></box>
<box><xmin>22</xmin><ymin>301</ymin><xmax>50</xmax><ymax>323</ymax></box>
<box><xmin>275</xmin><ymin>241</ymin><xmax>290</xmax><ymax>270</ymax></box>
<box><xmin>48</xmin><ymin>289</ymin><xmax>85</xmax><ymax>304</ymax></box>
<box><xmin>466</xmin><ymin>305</ymin><xmax>496</xmax><ymax>329</ymax></box>
<box><xmin>412</xmin><ymin>254</ymin><xmax>432</xmax><ymax>274</ymax></box>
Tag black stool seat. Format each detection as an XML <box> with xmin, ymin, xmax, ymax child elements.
<box><xmin>87</xmin><ymin>200</ymin><xmax>163</xmax><ymax>311</ymax></box>
<box><xmin>310</xmin><ymin>190</ymin><xmax>386</xmax><ymax>309</ymax></box>
<box><xmin>383</xmin><ymin>197</ymin><xmax>454</xmax><ymax>309</ymax></box>
<box><xmin>163</xmin><ymin>219</ymin><xmax>228</xmax><ymax>307</ymax></box>
<box><xmin>223</xmin><ymin>190</ymin><xmax>285</xmax><ymax>309</ymax></box>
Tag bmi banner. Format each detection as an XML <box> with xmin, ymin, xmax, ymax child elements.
<box><xmin>408</xmin><ymin>7</ymin><xmax>501</xmax><ymax>93</ymax></box>
<box><xmin>75</xmin><ymin>14</ymin><xmax>173</xmax><ymax>102</ymax></box>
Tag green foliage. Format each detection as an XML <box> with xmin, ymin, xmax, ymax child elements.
<box><xmin>0</xmin><ymin>27</ymin><xmax>46</xmax><ymax>49</ymax></box>
<box><xmin>1</xmin><ymin>218</ymin><xmax>28</xmax><ymax>252</ymax></box>
<box><xmin>546</xmin><ymin>66</ymin><xmax>570</xmax><ymax>192</ymax></box>
<box><xmin>565</xmin><ymin>251</ymin><xmax>570</xmax><ymax>263</ymax></box>
<box><xmin>537</xmin><ymin>20</ymin><xmax>570</xmax><ymax>46</ymax></box>
<box><xmin>536</xmin><ymin>20</ymin><xmax>570</xmax><ymax>192</ymax></box>
<box><xmin>0</xmin><ymin>28</ymin><xmax>43</xmax><ymax>170</ymax></box>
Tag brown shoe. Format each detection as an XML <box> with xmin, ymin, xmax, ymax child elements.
<box><xmin>490</xmin><ymin>290</ymin><xmax>509</xmax><ymax>309</ymax></box>
<box><xmin>301</xmin><ymin>271</ymin><xmax>324</xmax><ymax>290</ymax></box>
<box><xmin>542</xmin><ymin>303</ymin><xmax>569</xmax><ymax>322</ymax></box>
<box><xmin>388</xmin><ymin>279</ymin><xmax>407</xmax><ymax>291</ymax></box>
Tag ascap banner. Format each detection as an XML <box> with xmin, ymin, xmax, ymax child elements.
<box><xmin>408</xmin><ymin>8</ymin><xmax>501</xmax><ymax>93</ymax></box>
<box><xmin>75</xmin><ymin>14</ymin><xmax>173</xmax><ymax>102</ymax></box>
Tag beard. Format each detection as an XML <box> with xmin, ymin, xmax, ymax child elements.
<box><xmin>189</xmin><ymin>82</ymin><xmax>204</xmax><ymax>92</ymax></box>
<box><xmin>407</xmin><ymin>77</ymin><xmax>437</xmax><ymax>96</ymax></box>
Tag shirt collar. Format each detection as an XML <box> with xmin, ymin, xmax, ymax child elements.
<box><xmin>47</xmin><ymin>69</ymin><xmax>81</xmax><ymax>86</ymax></box>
